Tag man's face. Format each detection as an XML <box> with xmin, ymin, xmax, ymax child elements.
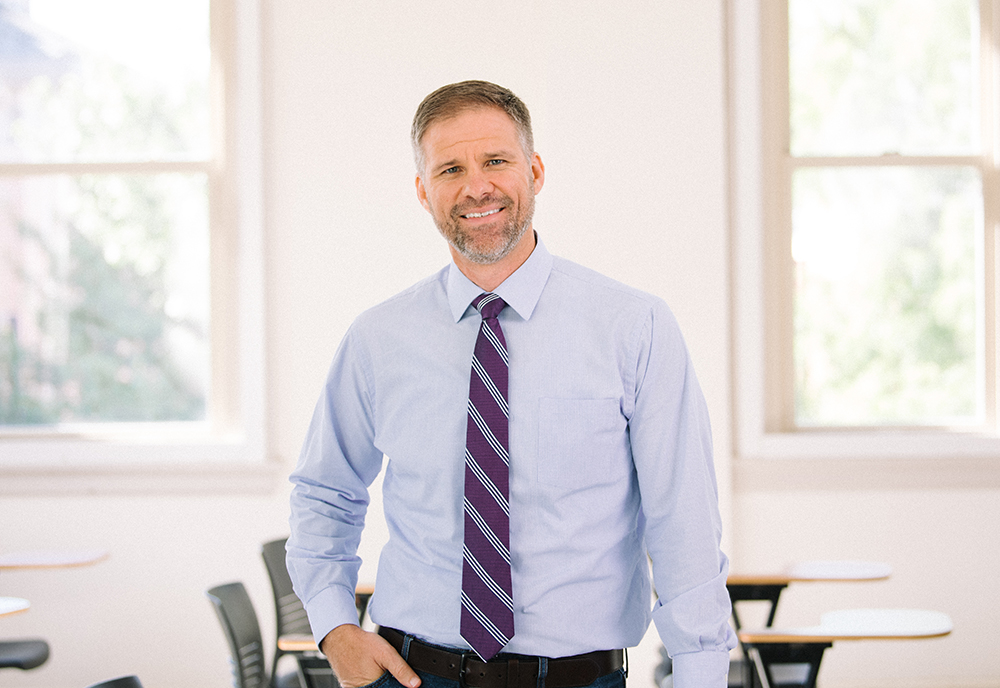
<box><xmin>416</xmin><ymin>107</ymin><xmax>544</xmax><ymax>266</ymax></box>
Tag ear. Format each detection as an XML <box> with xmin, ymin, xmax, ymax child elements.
<box><xmin>531</xmin><ymin>153</ymin><xmax>545</xmax><ymax>194</ymax></box>
<box><xmin>415</xmin><ymin>174</ymin><xmax>431</xmax><ymax>212</ymax></box>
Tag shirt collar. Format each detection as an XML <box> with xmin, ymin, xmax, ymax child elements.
<box><xmin>447</xmin><ymin>233</ymin><xmax>554</xmax><ymax>323</ymax></box>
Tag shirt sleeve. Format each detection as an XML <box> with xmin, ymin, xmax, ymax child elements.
<box><xmin>287</xmin><ymin>323</ymin><xmax>384</xmax><ymax>644</ymax></box>
<box><xmin>627</xmin><ymin>301</ymin><xmax>737</xmax><ymax>686</ymax></box>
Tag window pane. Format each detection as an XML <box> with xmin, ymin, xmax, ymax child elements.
<box><xmin>793</xmin><ymin>166</ymin><xmax>982</xmax><ymax>426</ymax></box>
<box><xmin>0</xmin><ymin>0</ymin><xmax>209</xmax><ymax>162</ymax></box>
<box><xmin>789</xmin><ymin>0</ymin><xmax>978</xmax><ymax>156</ymax></box>
<box><xmin>0</xmin><ymin>173</ymin><xmax>209</xmax><ymax>425</ymax></box>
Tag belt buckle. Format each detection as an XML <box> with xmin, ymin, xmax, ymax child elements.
<box><xmin>458</xmin><ymin>650</ymin><xmax>474</xmax><ymax>688</ymax></box>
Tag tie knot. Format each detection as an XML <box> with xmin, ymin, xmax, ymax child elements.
<box><xmin>473</xmin><ymin>293</ymin><xmax>506</xmax><ymax>320</ymax></box>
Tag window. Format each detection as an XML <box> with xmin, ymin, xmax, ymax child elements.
<box><xmin>731</xmin><ymin>0</ymin><xmax>1000</xmax><ymax>458</ymax></box>
<box><xmin>0</xmin><ymin>0</ymin><xmax>265</xmax><ymax>474</ymax></box>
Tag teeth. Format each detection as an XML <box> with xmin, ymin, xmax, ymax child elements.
<box><xmin>465</xmin><ymin>209</ymin><xmax>501</xmax><ymax>218</ymax></box>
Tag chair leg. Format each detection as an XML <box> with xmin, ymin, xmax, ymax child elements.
<box><xmin>745</xmin><ymin>647</ymin><xmax>772</xmax><ymax>688</ymax></box>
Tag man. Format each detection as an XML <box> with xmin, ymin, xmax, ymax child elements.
<box><xmin>287</xmin><ymin>80</ymin><xmax>736</xmax><ymax>688</ymax></box>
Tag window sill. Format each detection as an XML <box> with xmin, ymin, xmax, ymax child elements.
<box><xmin>0</xmin><ymin>432</ymin><xmax>285</xmax><ymax>495</ymax></box>
<box><xmin>742</xmin><ymin>427</ymin><xmax>1000</xmax><ymax>459</ymax></box>
<box><xmin>0</xmin><ymin>459</ymin><xmax>285</xmax><ymax>495</ymax></box>
<box><xmin>735</xmin><ymin>429</ymin><xmax>1000</xmax><ymax>491</ymax></box>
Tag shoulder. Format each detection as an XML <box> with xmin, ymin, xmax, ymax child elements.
<box><xmin>544</xmin><ymin>256</ymin><xmax>688</xmax><ymax>358</ymax></box>
<box><xmin>548</xmin><ymin>256</ymin><xmax>674</xmax><ymax>320</ymax></box>
<box><xmin>350</xmin><ymin>266</ymin><xmax>450</xmax><ymax>333</ymax></box>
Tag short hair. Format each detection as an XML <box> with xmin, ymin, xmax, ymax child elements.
<box><xmin>411</xmin><ymin>80</ymin><xmax>534</xmax><ymax>173</ymax></box>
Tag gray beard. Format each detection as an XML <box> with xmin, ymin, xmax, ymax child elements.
<box><xmin>447</xmin><ymin>216</ymin><xmax>531</xmax><ymax>265</ymax></box>
<box><xmin>438</xmin><ymin>192</ymin><xmax>535</xmax><ymax>265</ymax></box>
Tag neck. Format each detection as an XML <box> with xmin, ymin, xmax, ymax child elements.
<box><xmin>452</xmin><ymin>230</ymin><xmax>536</xmax><ymax>292</ymax></box>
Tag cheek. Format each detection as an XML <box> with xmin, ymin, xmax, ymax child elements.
<box><xmin>426</xmin><ymin>184</ymin><xmax>454</xmax><ymax>208</ymax></box>
<box><xmin>429</xmin><ymin>193</ymin><xmax>449</xmax><ymax>214</ymax></box>
<box><xmin>426</xmin><ymin>194</ymin><xmax>456</xmax><ymax>221</ymax></box>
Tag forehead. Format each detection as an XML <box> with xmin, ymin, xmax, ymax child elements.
<box><xmin>421</xmin><ymin>107</ymin><xmax>522</xmax><ymax>160</ymax></box>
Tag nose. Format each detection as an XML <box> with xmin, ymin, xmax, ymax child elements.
<box><xmin>462</xmin><ymin>166</ymin><xmax>495</xmax><ymax>199</ymax></box>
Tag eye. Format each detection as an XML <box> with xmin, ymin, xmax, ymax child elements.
<box><xmin>486</xmin><ymin>159</ymin><xmax>506</xmax><ymax>167</ymax></box>
<box><xmin>441</xmin><ymin>166</ymin><xmax>460</xmax><ymax>175</ymax></box>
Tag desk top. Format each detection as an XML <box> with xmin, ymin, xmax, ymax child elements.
<box><xmin>728</xmin><ymin>560</ymin><xmax>892</xmax><ymax>586</ymax></box>
<box><xmin>0</xmin><ymin>597</ymin><xmax>30</xmax><ymax>617</ymax></box>
<box><xmin>278</xmin><ymin>633</ymin><xmax>319</xmax><ymax>652</ymax></box>
<box><xmin>0</xmin><ymin>549</ymin><xmax>110</xmax><ymax>570</ymax></box>
<box><xmin>738</xmin><ymin>608</ymin><xmax>952</xmax><ymax>644</ymax></box>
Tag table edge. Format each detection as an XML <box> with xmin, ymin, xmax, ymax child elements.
<box><xmin>738</xmin><ymin>629</ymin><xmax>952</xmax><ymax>643</ymax></box>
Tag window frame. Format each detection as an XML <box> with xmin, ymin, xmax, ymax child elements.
<box><xmin>0</xmin><ymin>0</ymin><xmax>269</xmax><ymax>489</ymax></box>
<box><xmin>730</xmin><ymin>0</ymin><xmax>1000</xmax><ymax>463</ymax></box>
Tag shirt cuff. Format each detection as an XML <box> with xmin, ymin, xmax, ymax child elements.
<box><xmin>670</xmin><ymin>650</ymin><xmax>731</xmax><ymax>688</ymax></box>
<box><xmin>304</xmin><ymin>584</ymin><xmax>365</xmax><ymax>645</ymax></box>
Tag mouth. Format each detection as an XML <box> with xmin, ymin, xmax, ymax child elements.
<box><xmin>461</xmin><ymin>207</ymin><xmax>504</xmax><ymax>220</ymax></box>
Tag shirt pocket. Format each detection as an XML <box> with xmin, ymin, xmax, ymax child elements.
<box><xmin>536</xmin><ymin>397</ymin><xmax>628</xmax><ymax>489</ymax></box>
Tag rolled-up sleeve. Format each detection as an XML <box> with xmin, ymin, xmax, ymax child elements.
<box><xmin>287</xmin><ymin>324</ymin><xmax>384</xmax><ymax>643</ymax></box>
<box><xmin>628</xmin><ymin>302</ymin><xmax>737</xmax><ymax>686</ymax></box>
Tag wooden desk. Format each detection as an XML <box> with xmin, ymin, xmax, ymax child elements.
<box><xmin>728</xmin><ymin>561</ymin><xmax>892</xmax><ymax>628</ymax></box>
<box><xmin>0</xmin><ymin>549</ymin><xmax>109</xmax><ymax>570</ymax></box>
<box><xmin>738</xmin><ymin>609</ymin><xmax>951</xmax><ymax>688</ymax></box>
<box><xmin>278</xmin><ymin>633</ymin><xmax>319</xmax><ymax>653</ymax></box>
<box><xmin>0</xmin><ymin>597</ymin><xmax>30</xmax><ymax>618</ymax></box>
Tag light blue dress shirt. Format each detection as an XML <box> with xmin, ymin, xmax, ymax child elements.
<box><xmin>288</xmin><ymin>237</ymin><xmax>736</xmax><ymax>686</ymax></box>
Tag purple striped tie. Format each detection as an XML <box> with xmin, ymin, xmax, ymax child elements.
<box><xmin>461</xmin><ymin>292</ymin><xmax>514</xmax><ymax>661</ymax></box>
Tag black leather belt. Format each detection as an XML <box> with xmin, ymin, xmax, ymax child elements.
<box><xmin>378</xmin><ymin>627</ymin><xmax>624</xmax><ymax>688</ymax></box>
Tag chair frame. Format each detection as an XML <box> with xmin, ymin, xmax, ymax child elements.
<box><xmin>261</xmin><ymin>538</ymin><xmax>313</xmax><ymax>679</ymax></box>
<box><xmin>85</xmin><ymin>676</ymin><xmax>145</xmax><ymax>688</ymax></box>
<box><xmin>0</xmin><ymin>639</ymin><xmax>49</xmax><ymax>672</ymax></box>
<box><xmin>207</xmin><ymin>581</ymin><xmax>284</xmax><ymax>688</ymax></box>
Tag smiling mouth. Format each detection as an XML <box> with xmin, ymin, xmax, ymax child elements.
<box><xmin>462</xmin><ymin>208</ymin><xmax>503</xmax><ymax>219</ymax></box>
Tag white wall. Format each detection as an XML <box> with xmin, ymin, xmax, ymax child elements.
<box><xmin>2</xmin><ymin>1</ymin><xmax>994</xmax><ymax>687</ymax></box>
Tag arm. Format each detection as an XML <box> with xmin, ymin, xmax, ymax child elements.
<box><xmin>628</xmin><ymin>303</ymin><xmax>736</xmax><ymax>687</ymax></box>
<box><xmin>287</xmin><ymin>326</ymin><xmax>419</xmax><ymax>688</ymax></box>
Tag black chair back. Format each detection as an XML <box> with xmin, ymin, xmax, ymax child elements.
<box><xmin>85</xmin><ymin>676</ymin><xmax>144</xmax><ymax>688</ymax></box>
<box><xmin>262</xmin><ymin>538</ymin><xmax>312</xmax><ymax>638</ymax></box>
<box><xmin>207</xmin><ymin>582</ymin><xmax>270</xmax><ymax>688</ymax></box>
<box><xmin>262</xmin><ymin>537</ymin><xmax>313</xmax><ymax>680</ymax></box>
<box><xmin>0</xmin><ymin>639</ymin><xmax>49</xmax><ymax>671</ymax></box>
